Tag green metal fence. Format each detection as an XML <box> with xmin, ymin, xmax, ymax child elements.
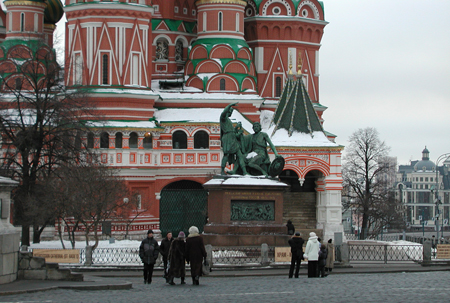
<box><xmin>160</xmin><ymin>188</ymin><xmax>208</xmax><ymax>237</ymax></box>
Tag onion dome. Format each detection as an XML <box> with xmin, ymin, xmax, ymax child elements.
<box><xmin>44</xmin><ymin>0</ymin><xmax>64</xmax><ymax>25</ymax></box>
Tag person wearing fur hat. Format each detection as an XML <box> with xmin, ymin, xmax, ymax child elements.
<box><xmin>139</xmin><ymin>229</ymin><xmax>160</xmax><ymax>284</ymax></box>
<box><xmin>185</xmin><ymin>226</ymin><xmax>207</xmax><ymax>285</ymax></box>
<box><xmin>288</xmin><ymin>232</ymin><xmax>304</xmax><ymax>278</ymax></box>
<box><xmin>304</xmin><ymin>232</ymin><xmax>320</xmax><ymax>278</ymax></box>
<box><xmin>167</xmin><ymin>231</ymin><xmax>186</xmax><ymax>285</ymax></box>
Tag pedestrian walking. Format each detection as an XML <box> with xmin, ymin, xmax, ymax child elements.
<box><xmin>139</xmin><ymin>229</ymin><xmax>160</xmax><ymax>284</ymax></box>
<box><xmin>167</xmin><ymin>231</ymin><xmax>186</xmax><ymax>285</ymax></box>
<box><xmin>325</xmin><ymin>239</ymin><xmax>335</xmax><ymax>274</ymax></box>
<box><xmin>288</xmin><ymin>232</ymin><xmax>304</xmax><ymax>278</ymax></box>
<box><xmin>286</xmin><ymin>220</ymin><xmax>295</xmax><ymax>235</ymax></box>
<box><xmin>318</xmin><ymin>245</ymin><xmax>328</xmax><ymax>278</ymax></box>
<box><xmin>304</xmin><ymin>232</ymin><xmax>320</xmax><ymax>278</ymax></box>
<box><xmin>159</xmin><ymin>232</ymin><xmax>173</xmax><ymax>281</ymax></box>
<box><xmin>185</xmin><ymin>226</ymin><xmax>207</xmax><ymax>285</ymax></box>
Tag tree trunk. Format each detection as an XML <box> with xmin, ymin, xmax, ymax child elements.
<box><xmin>33</xmin><ymin>225</ymin><xmax>41</xmax><ymax>243</ymax></box>
<box><xmin>21</xmin><ymin>224</ymin><xmax>30</xmax><ymax>246</ymax></box>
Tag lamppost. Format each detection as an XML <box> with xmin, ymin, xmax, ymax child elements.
<box><xmin>433</xmin><ymin>153</ymin><xmax>450</xmax><ymax>240</ymax></box>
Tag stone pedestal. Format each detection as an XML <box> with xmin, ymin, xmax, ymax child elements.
<box><xmin>202</xmin><ymin>175</ymin><xmax>289</xmax><ymax>246</ymax></box>
<box><xmin>0</xmin><ymin>176</ymin><xmax>20</xmax><ymax>284</ymax></box>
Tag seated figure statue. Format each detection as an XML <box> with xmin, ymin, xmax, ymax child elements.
<box><xmin>220</xmin><ymin>103</ymin><xmax>284</xmax><ymax>177</ymax></box>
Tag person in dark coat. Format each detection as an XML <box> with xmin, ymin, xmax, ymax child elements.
<box><xmin>318</xmin><ymin>245</ymin><xmax>328</xmax><ymax>278</ymax></box>
<box><xmin>288</xmin><ymin>232</ymin><xmax>304</xmax><ymax>278</ymax></box>
<box><xmin>139</xmin><ymin>229</ymin><xmax>160</xmax><ymax>284</ymax></box>
<box><xmin>159</xmin><ymin>232</ymin><xmax>173</xmax><ymax>280</ymax></box>
<box><xmin>185</xmin><ymin>226</ymin><xmax>207</xmax><ymax>285</ymax></box>
<box><xmin>167</xmin><ymin>231</ymin><xmax>186</xmax><ymax>285</ymax></box>
<box><xmin>286</xmin><ymin>220</ymin><xmax>295</xmax><ymax>235</ymax></box>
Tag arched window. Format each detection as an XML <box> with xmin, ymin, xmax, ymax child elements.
<box><xmin>87</xmin><ymin>132</ymin><xmax>94</xmax><ymax>149</ymax></box>
<box><xmin>129</xmin><ymin>132</ymin><xmax>138</xmax><ymax>148</ymax></box>
<box><xmin>236</xmin><ymin>13</ymin><xmax>239</xmax><ymax>32</ymax></box>
<box><xmin>220</xmin><ymin>78</ymin><xmax>225</xmax><ymax>90</ymax></box>
<box><xmin>175</xmin><ymin>40</ymin><xmax>184</xmax><ymax>62</ymax></box>
<box><xmin>143</xmin><ymin>133</ymin><xmax>152</xmax><ymax>149</ymax></box>
<box><xmin>75</xmin><ymin>132</ymin><xmax>82</xmax><ymax>149</ymax></box>
<box><xmin>194</xmin><ymin>131</ymin><xmax>209</xmax><ymax>149</ymax></box>
<box><xmin>15</xmin><ymin>78</ymin><xmax>22</xmax><ymax>90</ymax></box>
<box><xmin>203</xmin><ymin>12</ymin><xmax>207</xmax><ymax>32</ymax></box>
<box><xmin>172</xmin><ymin>130</ymin><xmax>187</xmax><ymax>149</ymax></box>
<box><xmin>115</xmin><ymin>132</ymin><xmax>123</xmax><ymax>148</ymax></box>
<box><xmin>156</xmin><ymin>38</ymin><xmax>169</xmax><ymax>60</ymax></box>
<box><xmin>20</xmin><ymin>13</ymin><xmax>24</xmax><ymax>32</ymax></box>
<box><xmin>218</xmin><ymin>12</ymin><xmax>223</xmax><ymax>31</ymax></box>
<box><xmin>275</xmin><ymin>76</ymin><xmax>282</xmax><ymax>97</ymax></box>
<box><xmin>34</xmin><ymin>13</ymin><xmax>38</xmax><ymax>32</ymax></box>
<box><xmin>100</xmin><ymin>132</ymin><xmax>109</xmax><ymax>149</ymax></box>
<box><xmin>102</xmin><ymin>54</ymin><xmax>109</xmax><ymax>85</ymax></box>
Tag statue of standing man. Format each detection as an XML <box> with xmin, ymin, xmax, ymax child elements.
<box><xmin>220</xmin><ymin>102</ymin><xmax>248</xmax><ymax>175</ymax></box>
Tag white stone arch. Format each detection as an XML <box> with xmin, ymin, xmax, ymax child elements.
<box><xmin>262</xmin><ymin>0</ymin><xmax>292</xmax><ymax>16</ymax></box>
<box><xmin>152</xmin><ymin>34</ymin><xmax>173</xmax><ymax>46</ymax></box>
<box><xmin>297</xmin><ymin>0</ymin><xmax>320</xmax><ymax>20</ymax></box>
<box><xmin>246</xmin><ymin>0</ymin><xmax>257</xmax><ymax>16</ymax></box>
<box><xmin>174</xmin><ymin>35</ymin><xmax>189</xmax><ymax>47</ymax></box>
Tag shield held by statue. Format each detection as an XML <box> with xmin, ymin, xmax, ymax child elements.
<box><xmin>269</xmin><ymin>156</ymin><xmax>285</xmax><ymax>178</ymax></box>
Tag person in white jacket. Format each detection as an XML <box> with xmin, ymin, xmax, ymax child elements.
<box><xmin>304</xmin><ymin>232</ymin><xmax>320</xmax><ymax>277</ymax></box>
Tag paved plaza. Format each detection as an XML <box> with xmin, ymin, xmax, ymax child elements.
<box><xmin>1</xmin><ymin>271</ymin><xmax>450</xmax><ymax>303</ymax></box>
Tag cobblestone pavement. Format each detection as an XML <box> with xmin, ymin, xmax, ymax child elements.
<box><xmin>1</xmin><ymin>272</ymin><xmax>450</xmax><ymax>303</ymax></box>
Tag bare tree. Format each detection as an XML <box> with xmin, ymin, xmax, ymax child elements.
<box><xmin>342</xmin><ymin>127</ymin><xmax>403</xmax><ymax>239</ymax></box>
<box><xmin>50</xmin><ymin>162</ymin><xmax>130</xmax><ymax>249</ymax></box>
<box><xmin>116</xmin><ymin>192</ymin><xmax>146</xmax><ymax>240</ymax></box>
<box><xmin>0</xmin><ymin>38</ymin><xmax>95</xmax><ymax>245</ymax></box>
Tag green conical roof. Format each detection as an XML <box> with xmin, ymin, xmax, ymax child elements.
<box><xmin>271</xmin><ymin>74</ymin><xmax>324</xmax><ymax>137</ymax></box>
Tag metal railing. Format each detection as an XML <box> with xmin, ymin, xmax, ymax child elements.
<box><xmin>79</xmin><ymin>247</ymin><xmax>142</xmax><ymax>265</ymax></box>
<box><xmin>348</xmin><ymin>244</ymin><xmax>422</xmax><ymax>263</ymax></box>
<box><xmin>29</xmin><ymin>243</ymin><xmax>423</xmax><ymax>266</ymax></box>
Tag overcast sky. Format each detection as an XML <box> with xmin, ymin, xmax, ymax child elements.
<box><xmin>319</xmin><ymin>0</ymin><xmax>450</xmax><ymax>166</ymax></box>
<box><xmin>49</xmin><ymin>1</ymin><xmax>450</xmax><ymax>166</ymax></box>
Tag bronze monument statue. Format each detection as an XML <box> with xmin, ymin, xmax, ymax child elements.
<box><xmin>220</xmin><ymin>102</ymin><xmax>285</xmax><ymax>177</ymax></box>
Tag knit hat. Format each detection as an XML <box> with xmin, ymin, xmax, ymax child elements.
<box><xmin>147</xmin><ymin>229</ymin><xmax>153</xmax><ymax>234</ymax></box>
<box><xmin>295</xmin><ymin>232</ymin><xmax>300</xmax><ymax>236</ymax></box>
<box><xmin>178</xmin><ymin>231</ymin><xmax>185</xmax><ymax>239</ymax></box>
<box><xmin>309</xmin><ymin>232</ymin><xmax>317</xmax><ymax>237</ymax></box>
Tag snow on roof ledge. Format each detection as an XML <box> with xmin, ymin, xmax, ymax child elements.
<box><xmin>204</xmin><ymin>175</ymin><xmax>288</xmax><ymax>187</ymax></box>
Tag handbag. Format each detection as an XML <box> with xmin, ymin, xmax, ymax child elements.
<box><xmin>202</xmin><ymin>259</ymin><xmax>210</xmax><ymax>276</ymax></box>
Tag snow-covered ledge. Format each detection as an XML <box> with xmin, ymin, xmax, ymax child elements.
<box><xmin>0</xmin><ymin>176</ymin><xmax>20</xmax><ymax>284</ymax></box>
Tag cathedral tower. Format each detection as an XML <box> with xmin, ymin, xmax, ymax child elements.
<box><xmin>185</xmin><ymin>0</ymin><xmax>257</xmax><ymax>93</ymax></box>
<box><xmin>64</xmin><ymin>0</ymin><xmax>158</xmax><ymax>120</ymax></box>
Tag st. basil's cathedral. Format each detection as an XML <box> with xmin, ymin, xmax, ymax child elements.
<box><xmin>0</xmin><ymin>0</ymin><xmax>344</xmax><ymax>241</ymax></box>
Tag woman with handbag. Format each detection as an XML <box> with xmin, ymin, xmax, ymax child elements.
<box><xmin>185</xmin><ymin>226</ymin><xmax>207</xmax><ymax>285</ymax></box>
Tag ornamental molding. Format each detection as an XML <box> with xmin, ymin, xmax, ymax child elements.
<box><xmin>4</xmin><ymin>1</ymin><xmax>47</xmax><ymax>8</ymax></box>
<box><xmin>196</xmin><ymin>0</ymin><xmax>246</xmax><ymax>6</ymax></box>
<box><xmin>297</xmin><ymin>0</ymin><xmax>320</xmax><ymax>20</ymax></box>
<box><xmin>262</xmin><ymin>0</ymin><xmax>292</xmax><ymax>16</ymax></box>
